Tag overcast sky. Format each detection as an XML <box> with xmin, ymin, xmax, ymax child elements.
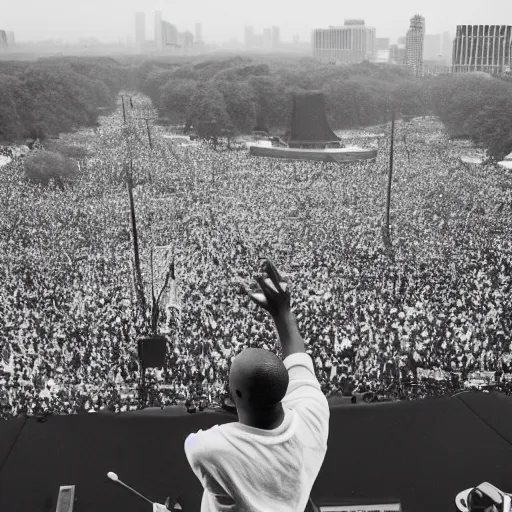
<box><xmin>2</xmin><ymin>0</ymin><xmax>512</xmax><ymax>44</ymax></box>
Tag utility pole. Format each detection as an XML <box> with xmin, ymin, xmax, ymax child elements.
<box><xmin>382</xmin><ymin>105</ymin><xmax>395</xmax><ymax>260</ymax></box>
<box><xmin>127</xmin><ymin>159</ymin><xmax>146</xmax><ymax>312</ymax></box>
<box><xmin>121</xmin><ymin>95</ymin><xmax>126</xmax><ymax>124</ymax></box>
<box><xmin>145</xmin><ymin>118</ymin><xmax>153</xmax><ymax>149</ymax></box>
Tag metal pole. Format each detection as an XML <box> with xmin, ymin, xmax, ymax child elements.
<box><xmin>121</xmin><ymin>95</ymin><xmax>126</xmax><ymax>124</ymax></box>
<box><xmin>127</xmin><ymin>159</ymin><xmax>145</xmax><ymax>311</ymax></box>
<box><xmin>385</xmin><ymin>106</ymin><xmax>395</xmax><ymax>239</ymax></box>
<box><xmin>145</xmin><ymin>118</ymin><xmax>153</xmax><ymax>149</ymax></box>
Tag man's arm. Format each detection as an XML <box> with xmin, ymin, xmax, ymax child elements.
<box><xmin>273</xmin><ymin>309</ymin><xmax>305</xmax><ymax>360</ymax></box>
<box><xmin>244</xmin><ymin>259</ymin><xmax>305</xmax><ymax>360</ymax></box>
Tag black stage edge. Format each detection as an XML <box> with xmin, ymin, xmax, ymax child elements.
<box><xmin>0</xmin><ymin>392</ymin><xmax>511</xmax><ymax>512</ymax></box>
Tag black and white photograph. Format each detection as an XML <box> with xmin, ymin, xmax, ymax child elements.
<box><xmin>1</xmin><ymin>1</ymin><xmax>512</xmax><ymax>511</ymax></box>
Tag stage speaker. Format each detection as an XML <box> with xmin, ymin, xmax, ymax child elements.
<box><xmin>55</xmin><ymin>485</ymin><xmax>75</xmax><ymax>512</ymax></box>
<box><xmin>137</xmin><ymin>336</ymin><xmax>167</xmax><ymax>369</ymax></box>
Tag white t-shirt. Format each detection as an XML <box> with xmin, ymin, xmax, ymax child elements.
<box><xmin>184</xmin><ymin>352</ymin><xmax>330</xmax><ymax>512</ymax></box>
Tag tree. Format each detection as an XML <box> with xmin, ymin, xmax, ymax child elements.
<box><xmin>214</xmin><ymin>79</ymin><xmax>257</xmax><ymax>134</ymax></box>
<box><xmin>158</xmin><ymin>78</ymin><xmax>197</xmax><ymax>125</ymax></box>
<box><xmin>24</xmin><ymin>150</ymin><xmax>80</xmax><ymax>190</ymax></box>
<box><xmin>0</xmin><ymin>76</ymin><xmax>24</xmax><ymax>141</ymax></box>
<box><xmin>248</xmin><ymin>75</ymin><xmax>291</xmax><ymax>132</ymax></box>
<box><xmin>188</xmin><ymin>84</ymin><xmax>231</xmax><ymax>145</ymax></box>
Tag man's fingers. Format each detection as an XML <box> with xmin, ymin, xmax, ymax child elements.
<box><xmin>256</xmin><ymin>276</ymin><xmax>279</xmax><ymax>298</ymax></box>
<box><xmin>263</xmin><ymin>277</ymin><xmax>279</xmax><ymax>294</ymax></box>
<box><xmin>248</xmin><ymin>291</ymin><xmax>269</xmax><ymax>310</ymax></box>
<box><xmin>265</xmin><ymin>260</ymin><xmax>285</xmax><ymax>293</ymax></box>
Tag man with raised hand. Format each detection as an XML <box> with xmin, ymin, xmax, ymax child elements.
<box><xmin>184</xmin><ymin>259</ymin><xmax>329</xmax><ymax>511</ymax></box>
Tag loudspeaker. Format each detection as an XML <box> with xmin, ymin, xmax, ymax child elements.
<box><xmin>137</xmin><ymin>336</ymin><xmax>167</xmax><ymax>369</ymax></box>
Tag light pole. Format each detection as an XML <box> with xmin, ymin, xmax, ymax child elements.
<box><xmin>382</xmin><ymin>105</ymin><xmax>395</xmax><ymax>260</ymax></box>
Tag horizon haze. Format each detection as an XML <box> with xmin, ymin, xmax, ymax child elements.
<box><xmin>2</xmin><ymin>0</ymin><xmax>512</xmax><ymax>45</ymax></box>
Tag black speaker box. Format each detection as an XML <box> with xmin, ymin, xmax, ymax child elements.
<box><xmin>137</xmin><ymin>336</ymin><xmax>167</xmax><ymax>369</ymax></box>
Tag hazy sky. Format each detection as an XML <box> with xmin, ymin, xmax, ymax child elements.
<box><xmin>2</xmin><ymin>0</ymin><xmax>512</xmax><ymax>44</ymax></box>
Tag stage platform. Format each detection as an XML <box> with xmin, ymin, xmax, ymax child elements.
<box><xmin>1</xmin><ymin>392</ymin><xmax>511</xmax><ymax>512</ymax></box>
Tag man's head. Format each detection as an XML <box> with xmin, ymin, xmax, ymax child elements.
<box><xmin>229</xmin><ymin>348</ymin><xmax>289</xmax><ymax>411</ymax></box>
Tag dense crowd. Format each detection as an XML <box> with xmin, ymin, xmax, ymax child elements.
<box><xmin>1</xmin><ymin>93</ymin><xmax>511</xmax><ymax>420</ymax></box>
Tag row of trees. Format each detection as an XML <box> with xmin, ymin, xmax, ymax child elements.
<box><xmin>138</xmin><ymin>58</ymin><xmax>425</xmax><ymax>136</ymax></box>
<box><xmin>1</xmin><ymin>54</ymin><xmax>510</xmax><ymax>160</ymax></box>
<box><xmin>0</xmin><ymin>57</ymin><xmax>127</xmax><ymax>143</ymax></box>
<box><xmin>138</xmin><ymin>55</ymin><xmax>512</xmax><ymax>160</ymax></box>
<box><xmin>429</xmin><ymin>74</ymin><xmax>512</xmax><ymax>161</ymax></box>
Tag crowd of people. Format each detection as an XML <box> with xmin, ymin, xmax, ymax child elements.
<box><xmin>0</xmin><ymin>93</ymin><xmax>511</xmax><ymax>419</ymax></box>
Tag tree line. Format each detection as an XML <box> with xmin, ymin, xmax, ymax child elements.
<box><xmin>138</xmin><ymin>56</ymin><xmax>512</xmax><ymax>160</ymax></box>
<box><xmin>0</xmin><ymin>56</ymin><xmax>127</xmax><ymax>143</ymax></box>
<box><xmin>1</xmin><ymin>54</ymin><xmax>511</xmax><ymax>161</ymax></box>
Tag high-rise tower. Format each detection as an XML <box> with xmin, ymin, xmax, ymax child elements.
<box><xmin>405</xmin><ymin>14</ymin><xmax>425</xmax><ymax>75</ymax></box>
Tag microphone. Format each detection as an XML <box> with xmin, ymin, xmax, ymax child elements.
<box><xmin>107</xmin><ymin>471</ymin><xmax>154</xmax><ymax>506</ymax></box>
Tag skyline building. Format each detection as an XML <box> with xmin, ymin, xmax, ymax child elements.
<box><xmin>452</xmin><ymin>25</ymin><xmax>512</xmax><ymax>74</ymax></box>
<box><xmin>405</xmin><ymin>14</ymin><xmax>425</xmax><ymax>75</ymax></box>
<box><xmin>178</xmin><ymin>30</ymin><xmax>194</xmax><ymax>49</ymax></box>
<box><xmin>272</xmin><ymin>26</ymin><xmax>280</xmax><ymax>50</ymax></box>
<box><xmin>195</xmin><ymin>23</ymin><xmax>202</xmax><ymax>43</ymax></box>
<box><xmin>163</xmin><ymin>21</ymin><xmax>178</xmax><ymax>46</ymax></box>
<box><xmin>389</xmin><ymin>43</ymin><xmax>406</xmax><ymax>65</ymax></box>
<box><xmin>312</xmin><ymin>20</ymin><xmax>376</xmax><ymax>64</ymax></box>
<box><xmin>149</xmin><ymin>11</ymin><xmax>196</xmax><ymax>52</ymax></box>
<box><xmin>0</xmin><ymin>30</ymin><xmax>15</xmax><ymax>49</ymax></box>
<box><xmin>244</xmin><ymin>25</ymin><xmax>281</xmax><ymax>51</ymax></box>
<box><xmin>135</xmin><ymin>12</ymin><xmax>145</xmax><ymax>49</ymax></box>
<box><xmin>155</xmin><ymin>11</ymin><xmax>163</xmax><ymax>50</ymax></box>
<box><xmin>263</xmin><ymin>28</ymin><xmax>272</xmax><ymax>50</ymax></box>
<box><xmin>244</xmin><ymin>25</ymin><xmax>254</xmax><ymax>47</ymax></box>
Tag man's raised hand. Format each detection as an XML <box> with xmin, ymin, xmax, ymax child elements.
<box><xmin>244</xmin><ymin>260</ymin><xmax>290</xmax><ymax>318</ymax></box>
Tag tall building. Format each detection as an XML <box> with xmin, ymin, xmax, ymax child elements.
<box><xmin>405</xmin><ymin>14</ymin><xmax>425</xmax><ymax>75</ymax></box>
<box><xmin>155</xmin><ymin>11</ymin><xmax>164</xmax><ymax>50</ymax></box>
<box><xmin>389</xmin><ymin>43</ymin><xmax>406</xmax><ymax>65</ymax></box>
<box><xmin>272</xmin><ymin>26</ymin><xmax>280</xmax><ymax>50</ymax></box>
<box><xmin>0</xmin><ymin>30</ymin><xmax>15</xmax><ymax>49</ymax></box>
<box><xmin>442</xmin><ymin>31</ymin><xmax>452</xmax><ymax>66</ymax></box>
<box><xmin>313</xmin><ymin>20</ymin><xmax>376</xmax><ymax>64</ymax></box>
<box><xmin>262</xmin><ymin>28</ymin><xmax>272</xmax><ymax>50</ymax></box>
<box><xmin>163</xmin><ymin>21</ymin><xmax>178</xmax><ymax>46</ymax></box>
<box><xmin>423</xmin><ymin>34</ymin><xmax>442</xmax><ymax>61</ymax></box>
<box><xmin>452</xmin><ymin>25</ymin><xmax>512</xmax><ymax>74</ymax></box>
<box><xmin>178</xmin><ymin>30</ymin><xmax>194</xmax><ymax>49</ymax></box>
<box><xmin>244</xmin><ymin>25</ymin><xmax>254</xmax><ymax>48</ymax></box>
<box><xmin>195</xmin><ymin>23</ymin><xmax>202</xmax><ymax>43</ymax></box>
<box><xmin>135</xmin><ymin>12</ymin><xmax>145</xmax><ymax>49</ymax></box>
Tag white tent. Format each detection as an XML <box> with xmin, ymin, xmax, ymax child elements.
<box><xmin>0</xmin><ymin>155</ymin><xmax>11</xmax><ymax>168</ymax></box>
<box><xmin>461</xmin><ymin>156</ymin><xmax>483</xmax><ymax>165</ymax></box>
<box><xmin>498</xmin><ymin>160</ymin><xmax>512</xmax><ymax>170</ymax></box>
